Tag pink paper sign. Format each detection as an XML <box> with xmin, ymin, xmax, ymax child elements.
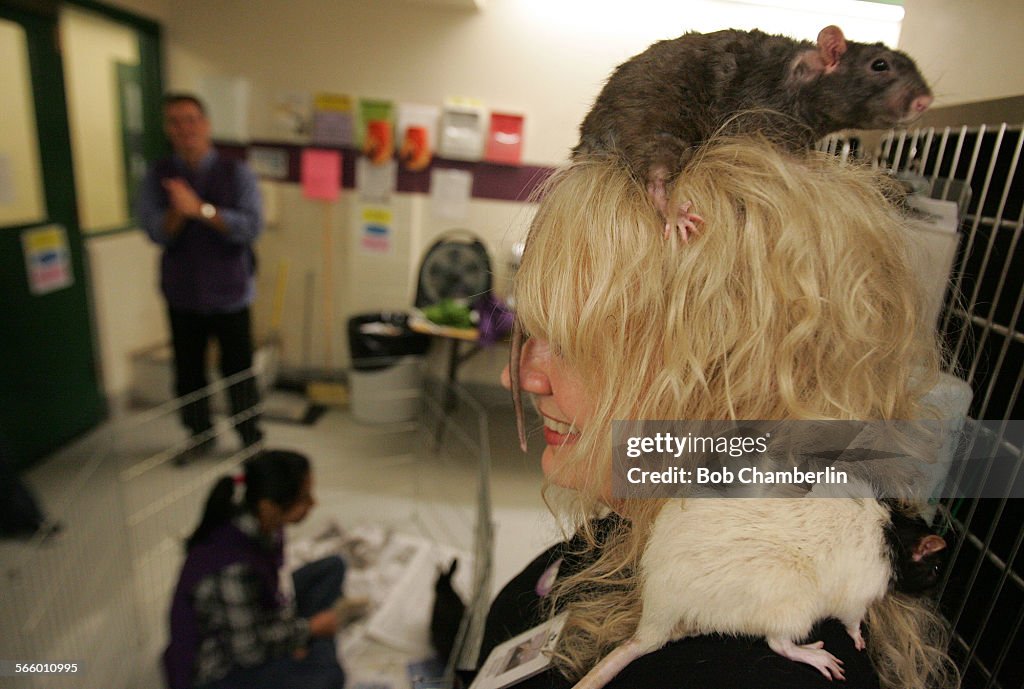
<box><xmin>485</xmin><ymin>112</ymin><xmax>524</xmax><ymax>165</ymax></box>
<box><xmin>301</xmin><ymin>148</ymin><xmax>342</xmax><ymax>200</ymax></box>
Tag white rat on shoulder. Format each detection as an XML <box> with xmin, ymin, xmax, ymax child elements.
<box><xmin>572</xmin><ymin>482</ymin><xmax>947</xmax><ymax>688</ymax></box>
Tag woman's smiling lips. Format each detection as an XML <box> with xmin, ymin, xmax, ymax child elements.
<box><xmin>541</xmin><ymin>413</ymin><xmax>581</xmax><ymax>446</ymax></box>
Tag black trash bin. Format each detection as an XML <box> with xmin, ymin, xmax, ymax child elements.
<box><xmin>348</xmin><ymin>312</ymin><xmax>430</xmax><ymax>371</ymax></box>
<box><xmin>347</xmin><ymin>312</ymin><xmax>431</xmax><ymax>423</ymax></box>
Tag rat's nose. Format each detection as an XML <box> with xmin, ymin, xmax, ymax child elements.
<box><xmin>912</xmin><ymin>94</ymin><xmax>933</xmax><ymax>113</ymax></box>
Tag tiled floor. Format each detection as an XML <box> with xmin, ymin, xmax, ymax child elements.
<box><xmin>2</xmin><ymin>380</ymin><xmax>558</xmax><ymax>689</ymax></box>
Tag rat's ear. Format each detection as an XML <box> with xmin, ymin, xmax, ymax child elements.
<box><xmin>912</xmin><ymin>534</ymin><xmax>947</xmax><ymax>562</ymax></box>
<box><xmin>789</xmin><ymin>49</ymin><xmax>826</xmax><ymax>83</ymax></box>
<box><xmin>816</xmin><ymin>25</ymin><xmax>848</xmax><ymax>73</ymax></box>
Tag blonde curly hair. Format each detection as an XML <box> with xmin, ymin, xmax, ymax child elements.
<box><xmin>512</xmin><ymin>135</ymin><xmax>957</xmax><ymax>689</ymax></box>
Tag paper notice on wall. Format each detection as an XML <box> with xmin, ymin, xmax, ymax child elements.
<box><xmin>311</xmin><ymin>92</ymin><xmax>355</xmax><ymax>146</ymax></box>
<box><xmin>22</xmin><ymin>224</ymin><xmax>74</xmax><ymax>295</ymax></box>
<box><xmin>360</xmin><ymin>206</ymin><xmax>393</xmax><ymax>254</ymax></box>
<box><xmin>357</xmin><ymin>99</ymin><xmax>395</xmax><ymax>166</ymax></box>
<box><xmin>430</xmin><ymin>167</ymin><xmax>473</xmax><ymax>221</ymax></box>
<box><xmin>271</xmin><ymin>91</ymin><xmax>311</xmax><ymax>140</ymax></box>
<box><xmin>356</xmin><ymin>157</ymin><xmax>397</xmax><ymax>203</ymax></box>
<box><xmin>438</xmin><ymin>98</ymin><xmax>485</xmax><ymax>162</ymax></box>
<box><xmin>485</xmin><ymin>112</ymin><xmax>525</xmax><ymax>165</ymax></box>
<box><xmin>248</xmin><ymin>146</ymin><xmax>290</xmax><ymax>180</ymax></box>
<box><xmin>397</xmin><ymin>103</ymin><xmax>440</xmax><ymax>172</ymax></box>
<box><xmin>301</xmin><ymin>149</ymin><xmax>342</xmax><ymax>201</ymax></box>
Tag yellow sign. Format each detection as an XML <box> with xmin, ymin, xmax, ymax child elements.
<box><xmin>21</xmin><ymin>224</ymin><xmax>74</xmax><ymax>295</ymax></box>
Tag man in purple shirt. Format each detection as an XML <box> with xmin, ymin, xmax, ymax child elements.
<box><xmin>137</xmin><ymin>93</ymin><xmax>264</xmax><ymax>461</ymax></box>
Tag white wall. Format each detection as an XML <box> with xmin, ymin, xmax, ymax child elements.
<box><xmin>81</xmin><ymin>0</ymin><xmax>1024</xmax><ymax>396</ymax></box>
<box><xmin>161</xmin><ymin>0</ymin><xmax>914</xmax><ymax>165</ymax></box>
<box><xmin>0</xmin><ymin>18</ymin><xmax>45</xmax><ymax>227</ymax></box>
<box><xmin>251</xmin><ymin>178</ymin><xmax>533</xmax><ymax>379</ymax></box>
<box><xmin>901</xmin><ymin>0</ymin><xmax>1024</xmax><ymax>106</ymax></box>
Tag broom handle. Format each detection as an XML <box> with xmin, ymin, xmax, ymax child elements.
<box><xmin>302</xmin><ymin>271</ymin><xmax>314</xmax><ymax>368</ymax></box>
<box><xmin>270</xmin><ymin>260</ymin><xmax>289</xmax><ymax>338</ymax></box>
<box><xmin>322</xmin><ymin>201</ymin><xmax>334</xmax><ymax>368</ymax></box>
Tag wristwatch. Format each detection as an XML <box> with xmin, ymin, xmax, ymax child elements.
<box><xmin>199</xmin><ymin>202</ymin><xmax>217</xmax><ymax>220</ymax></box>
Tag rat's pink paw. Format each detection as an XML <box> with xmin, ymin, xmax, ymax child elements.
<box><xmin>768</xmin><ymin>637</ymin><xmax>846</xmax><ymax>681</ymax></box>
<box><xmin>845</xmin><ymin>622</ymin><xmax>866</xmax><ymax>651</ymax></box>
<box><xmin>663</xmin><ymin>200</ymin><xmax>705</xmax><ymax>242</ymax></box>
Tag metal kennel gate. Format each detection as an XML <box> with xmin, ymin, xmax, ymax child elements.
<box><xmin>845</xmin><ymin>122</ymin><xmax>1024</xmax><ymax>689</ymax></box>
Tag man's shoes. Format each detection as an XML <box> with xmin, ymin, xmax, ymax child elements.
<box><xmin>36</xmin><ymin>519</ymin><xmax>63</xmax><ymax>541</ymax></box>
<box><xmin>173</xmin><ymin>436</ymin><xmax>217</xmax><ymax>466</ymax></box>
<box><xmin>1</xmin><ymin>519</ymin><xmax>62</xmax><ymax>542</ymax></box>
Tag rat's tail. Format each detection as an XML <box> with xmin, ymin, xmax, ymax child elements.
<box><xmin>572</xmin><ymin>636</ymin><xmax>660</xmax><ymax>689</ymax></box>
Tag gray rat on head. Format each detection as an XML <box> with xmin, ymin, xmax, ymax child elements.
<box><xmin>509</xmin><ymin>25</ymin><xmax>933</xmax><ymax>453</ymax></box>
<box><xmin>571</xmin><ymin>485</ymin><xmax>948</xmax><ymax>689</ymax></box>
<box><xmin>574</xmin><ymin>24</ymin><xmax>933</xmax><ymax>241</ymax></box>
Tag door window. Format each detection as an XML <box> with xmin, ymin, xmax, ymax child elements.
<box><xmin>0</xmin><ymin>18</ymin><xmax>46</xmax><ymax>227</ymax></box>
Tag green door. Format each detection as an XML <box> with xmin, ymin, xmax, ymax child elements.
<box><xmin>0</xmin><ymin>4</ymin><xmax>105</xmax><ymax>467</ymax></box>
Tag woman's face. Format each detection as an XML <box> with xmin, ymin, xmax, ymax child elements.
<box><xmin>258</xmin><ymin>472</ymin><xmax>316</xmax><ymax>533</ymax></box>
<box><xmin>282</xmin><ymin>473</ymin><xmax>316</xmax><ymax>524</ymax></box>
<box><xmin>502</xmin><ymin>338</ymin><xmax>594</xmax><ymax>489</ymax></box>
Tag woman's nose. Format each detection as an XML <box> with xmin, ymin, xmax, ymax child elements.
<box><xmin>501</xmin><ymin>338</ymin><xmax>552</xmax><ymax>394</ymax></box>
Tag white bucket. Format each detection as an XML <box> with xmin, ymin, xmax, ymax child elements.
<box><xmin>349</xmin><ymin>355</ymin><xmax>423</xmax><ymax>424</ymax></box>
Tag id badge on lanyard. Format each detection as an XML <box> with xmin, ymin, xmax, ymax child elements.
<box><xmin>468</xmin><ymin>612</ymin><xmax>568</xmax><ymax>689</ymax></box>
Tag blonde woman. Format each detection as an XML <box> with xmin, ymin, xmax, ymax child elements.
<box><xmin>478</xmin><ymin>137</ymin><xmax>957</xmax><ymax>689</ymax></box>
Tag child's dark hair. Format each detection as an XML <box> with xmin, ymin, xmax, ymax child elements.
<box><xmin>185</xmin><ymin>449</ymin><xmax>311</xmax><ymax>551</ymax></box>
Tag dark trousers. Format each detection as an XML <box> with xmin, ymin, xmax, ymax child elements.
<box><xmin>168</xmin><ymin>307</ymin><xmax>262</xmax><ymax>444</ymax></box>
<box><xmin>0</xmin><ymin>441</ymin><xmax>45</xmax><ymax>536</ymax></box>
<box><xmin>202</xmin><ymin>556</ymin><xmax>347</xmax><ymax>689</ymax></box>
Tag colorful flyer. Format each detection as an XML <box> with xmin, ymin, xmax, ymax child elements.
<box><xmin>360</xmin><ymin>206</ymin><xmax>393</xmax><ymax>254</ymax></box>
<box><xmin>311</xmin><ymin>92</ymin><xmax>355</xmax><ymax>146</ymax></box>
<box><xmin>438</xmin><ymin>97</ymin><xmax>485</xmax><ymax>162</ymax></box>
<box><xmin>22</xmin><ymin>224</ymin><xmax>73</xmax><ymax>295</ymax></box>
<box><xmin>365</xmin><ymin>119</ymin><xmax>394</xmax><ymax>165</ymax></box>
<box><xmin>397</xmin><ymin>103</ymin><xmax>440</xmax><ymax>171</ymax></box>
<box><xmin>485</xmin><ymin>112</ymin><xmax>525</xmax><ymax>165</ymax></box>
<box><xmin>301</xmin><ymin>149</ymin><xmax>342</xmax><ymax>201</ymax></box>
<box><xmin>358</xmin><ymin>99</ymin><xmax>395</xmax><ymax>164</ymax></box>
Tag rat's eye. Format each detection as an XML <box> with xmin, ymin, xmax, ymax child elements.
<box><xmin>871</xmin><ymin>59</ymin><xmax>890</xmax><ymax>72</ymax></box>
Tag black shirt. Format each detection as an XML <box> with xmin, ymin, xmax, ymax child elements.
<box><xmin>474</xmin><ymin>518</ymin><xmax>880</xmax><ymax>689</ymax></box>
